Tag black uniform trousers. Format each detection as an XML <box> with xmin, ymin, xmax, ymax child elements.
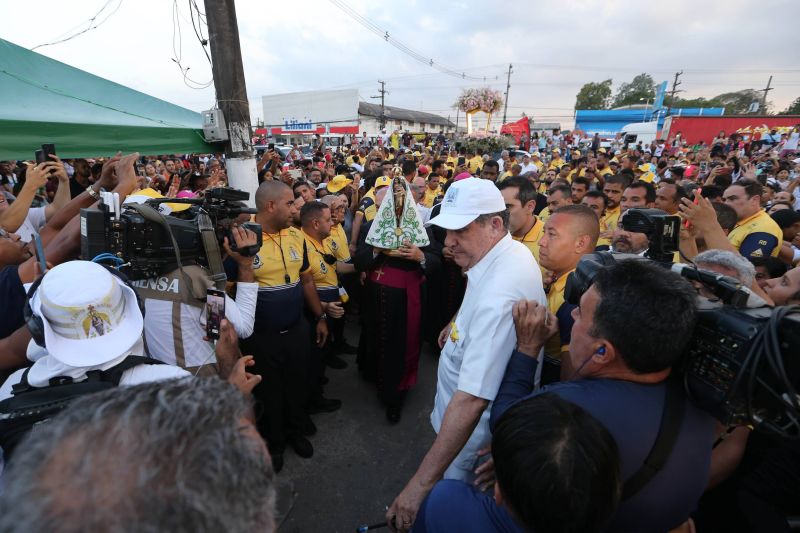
<box><xmin>242</xmin><ymin>319</ymin><xmax>310</xmax><ymax>454</ymax></box>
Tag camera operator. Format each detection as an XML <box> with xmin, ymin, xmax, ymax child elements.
<box><xmin>131</xmin><ymin>223</ymin><xmax>258</xmax><ymax>376</ymax></box>
<box><xmin>413</xmin><ymin>394</ymin><xmax>621</xmax><ymax>533</ymax></box>
<box><xmin>491</xmin><ymin>260</ymin><xmax>714</xmax><ymax>532</ymax></box>
<box><xmin>0</xmin><ymin>153</ymin><xmax>140</xmax><ymax>347</ymax></box>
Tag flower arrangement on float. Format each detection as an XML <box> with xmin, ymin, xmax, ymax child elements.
<box><xmin>455</xmin><ymin>88</ymin><xmax>503</xmax><ymax>134</ymax></box>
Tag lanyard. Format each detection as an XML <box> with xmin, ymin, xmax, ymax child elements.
<box><xmin>265</xmin><ymin>232</ymin><xmax>291</xmax><ymax>284</ymax></box>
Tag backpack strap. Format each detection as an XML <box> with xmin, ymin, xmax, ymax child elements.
<box><xmin>621</xmin><ymin>376</ymin><xmax>686</xmax><ymax>501</ymax></box>
<box><xmin>92</xmin><ymin>355</ymin><xmax>165</xmax><ymax>386</ymax></box>
<box><xmin>10</xmin><ymin>368</ymin><xmax>34</xmax><ymax>395</ymax></box>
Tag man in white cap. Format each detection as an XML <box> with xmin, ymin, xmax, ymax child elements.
<box><xmin>386</xmin><ymin>178</ymin><xmax>545</xmax><ymax>532</ymax></box>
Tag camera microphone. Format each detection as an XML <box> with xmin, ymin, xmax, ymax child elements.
<box><xmin>671</xmin><ymin>263</ymin><xmax>741</xmax><ymax>288</ymax></box>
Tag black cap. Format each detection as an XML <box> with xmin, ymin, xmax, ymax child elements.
<box><xmin>771</xmin><ymin>208</ymin><xmax>800</xmax><ymax>229</ymax></box>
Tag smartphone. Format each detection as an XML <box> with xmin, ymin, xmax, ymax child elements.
<box><xmin>206</xmin><ymin>288</ymin><xmax>226</xmax><ymax>340</ymax></box>
<box><xmin>288</xmin><ymin>169</ymin><xmax>303</xmax><ymax>179</ymax></box>
<box><xmin>268</xmin><ymin>142</ymin><xmax>275</xmax><ymax>150</ymax></box>
<box><xmin>33</xmin><ymin>234</ymin><xmax>47</xmax><ymax>274</ymax></box>
<box><xmin>41</xmin><ymin>143</ymin><xmax>56</xmax><ymax>161</ymax></box>
<box><xmin>457</xmin><ymin>156</ymin><xmax>466</xmax><ymax>166</ymax></box>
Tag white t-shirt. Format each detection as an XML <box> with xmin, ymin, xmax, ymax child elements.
<box><xmin>0</xmin><ymin>340</ymin><xmax>190</xmax><ymax>403</ymax></box>
<box><xmin>15</xmin><ymin>207</ymin><xmax>47</xmax><ymax>243</ymax></box>
<box><xmin>431</xmin><ymin>234</ymin><xmax>545</xmax><ymax>478</ymax></box>
<box><xmin>784</xmin><ymin>131</ymin><xmax>799</xmax><ymax>151</ymax></box>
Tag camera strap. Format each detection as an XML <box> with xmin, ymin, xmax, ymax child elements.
<box><xmin>621</xmin><ymin>375</ymin><xmax>685</xmax><ymax>501</ymax></box>
<box><xmin>197</xmin><ymin>213</ymin><xmax>227</xmax><ymax>291</ymax></box>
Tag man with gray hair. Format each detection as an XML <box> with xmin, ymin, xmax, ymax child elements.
<box><xmin>386</xmin><ymin>177</ymin><xmax>545</xmax><ymax>531</ymax></box>
<box><xmin>0</xmin><ymin>378</ymin><xmax>276</xmax><ymax>533</ymax></box>
<box><xmin>694</xmin><ymin>249</ymin><xmax>757</xmax><ymax>287</ymax></box>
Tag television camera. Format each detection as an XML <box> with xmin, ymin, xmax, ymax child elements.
<box><xmin>80</xmin><ymin>187</ymin><xmax>262</xmax><ymax>281</ymax></box>
<box><xmin>565</xmin><ymin>245</ymin><xmax>800</xmax><ymax>439</ymax></box>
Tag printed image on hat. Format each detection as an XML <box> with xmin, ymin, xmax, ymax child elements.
<box><xmin>30</xmin><ymin>261</ymin><xmax>143</xmax><ymax>367</ymax></box>
<box><xmin>426</xmin><ymin>177</ymin><xmax>506</xmax><ymax>230</ymax></box>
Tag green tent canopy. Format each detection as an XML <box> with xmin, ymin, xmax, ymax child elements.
<box><xmin>0</xmin><ymin>38</ymin><xmax>215</xmax><ymax>160</ymax></box>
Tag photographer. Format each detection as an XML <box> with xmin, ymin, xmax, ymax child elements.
<box><xmin>413</xmin><ymin>394</ymin><xmax>621</xmax><ymax>533</ymax></box>
<box><xmin>133</xmin><ymin>224</ymin><xmax>259</xmax><ymax>376</ymax></box>
<box><xmin>490</xmin><ymin>260</ymin><xmax>714</xmax><ymax>532</ymax></box>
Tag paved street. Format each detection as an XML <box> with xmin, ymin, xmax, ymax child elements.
<box><xmin>278</xmin><ymin>320</ymin><xmax>439</xmax><ymax>533</ymax></box>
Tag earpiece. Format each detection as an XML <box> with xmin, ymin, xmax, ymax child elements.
<box><xmin>596</xmin><ymin>346</ymin><xmax>606</xmax><ymax>355</ymax></box>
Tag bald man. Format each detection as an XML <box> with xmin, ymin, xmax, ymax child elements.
<box><xmin>243</xmin><ymin>180</ymin><xmax>329</xmax><ymax>472</ymax></box>
<box><xmin>536</xmin><ymin>204</ymin><xmax>599</xmax><ymax>381</ymax></box>
<box><xmin>412</xmin><ymin>176</ymin><xmax>432</xmax><ymax>223</ymax></box>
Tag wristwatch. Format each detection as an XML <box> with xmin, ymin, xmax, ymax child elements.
<box><xmin>316</xmin><ymin>312</ymin><xmax>328</xmax><ymax>322</ymax></box>
<box><xmin>86</xmin><ymin>185</ymin><xmax>101</xmax><ymax>201</ymax></box>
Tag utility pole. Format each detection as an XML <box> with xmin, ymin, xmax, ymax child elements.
<box><xmin>502</xmin><ymin>63</ymin><xmax>513</xmax><ymax>124</ymax></box>
<box><xmin>759</xmin><ymin>75</ymin><xmax>773</xmax><ymax>113</ymax></box>
<box><xmin>204</xmin><ymin>0</ymin><xmax>257</xmax><ymax>204</ymax></box>
<box><xmin>666</xmin><ymin>70</ymin><xmax>683</xmax><ymax>116</ymax></box>
<box><xmin>370</xmin><ymin>80</ymin><xmax>387</xmax><ymax>130</ymax></box>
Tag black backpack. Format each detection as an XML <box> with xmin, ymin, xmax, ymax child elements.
<box><xmin>0</xmin><ymin>356</ymin><xmax>164</xmax><ymax>460</ymax></box>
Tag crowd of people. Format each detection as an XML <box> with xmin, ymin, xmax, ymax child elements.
<box><xmin>0</xmin><ymin>123</ymin><xmax>798</xmax><ymax>532</ymax></box>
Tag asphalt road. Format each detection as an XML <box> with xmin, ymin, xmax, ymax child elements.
<box><xmin>278</xmin><ymin>319</ymin><xmax>439</xmax><ymax>533</ymax></box>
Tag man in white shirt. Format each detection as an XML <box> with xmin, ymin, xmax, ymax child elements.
<box><xmin>386</xmin><ymin>178</ymin><xmax>545</xmax><ymax>531</ymax></box>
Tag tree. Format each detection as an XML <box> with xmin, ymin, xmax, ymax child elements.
<box><xmin>612</xmin><ymin>73</ymin><xmax>655</xmax><ymax>108</ymax></box>
<box><xmin>783</xmin><ymin>97</ymin><xmax>800</xmax><ymax>115</ymax></box>
<box><xmin>713</xmin><ymin>89</ymin><xmax>767</xmax><ymax>114</ymax></box>
<box><xmin>575</xmin><ymin>79</ymin><xmax>613</xmax><ymax>110</ymax></box>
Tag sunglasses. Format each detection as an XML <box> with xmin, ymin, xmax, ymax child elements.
<box><xmin>321</xmin><ymin>253</ymin><xmax>337</xmax><ymax>265</ymax></box>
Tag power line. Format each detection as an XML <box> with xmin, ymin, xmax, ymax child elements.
<box><xmin>32</xmin><ymin>0</ymin><xmax>124</xmax><ymax>51</ymax></box>
<box><xmin>328</xmin><ymin>0</ymin><xmax>503</xmax><ymax>82</ymax></box>
<box><xmin>170</xmin><ymin>0</ymin><xmax>213</xmax><ymax>89</ymax></box>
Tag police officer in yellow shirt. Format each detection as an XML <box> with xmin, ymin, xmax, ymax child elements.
<box><xmin>242</xmin><ymin>181</ymin><xmax>329</xmax><ymax>472</ymax></box>
<box><xmin>321</xmin><ymin>193</ymin><xmax>359</xmax><ymax>358</ymax></box>
<box><xmin>498</xmin><ymin>176</ymin><xmax>545</xmax><ymax>266</ymax></box>
<box><xmin>301</xmin><ymin>201</ymin><xmax>356</xmax><ymax>416</ymax></box>
<box><xmin>723</xmin><ymin>180</ymin><xmax>784</xmax><ymax>259</ymax></box>
<box><xmin>536</xmin><ymin>204</ymin><xmax>599</xmax><ymax>382</ymax></box>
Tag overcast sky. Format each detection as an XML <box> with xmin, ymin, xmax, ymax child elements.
<box><xmin>3</xmin><ymin>0</ymin><xmax>800</xmax><ymax>129</ymax></box>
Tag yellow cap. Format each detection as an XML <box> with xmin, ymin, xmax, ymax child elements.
<box><xmin>375</xmin><ymin>176</ymin><xmax>392</xmax><ymax>188</ymax></box>
<box><xmin>637</xmin><ymin>164</ymin><xmax>651</xmax><ymax>173</ymax></box>
<box><xmin>327</xmin><ymin>174</ymin><xmax>353</xmax><ymax>193</ymax></box>
<box><xmin>597</xmin><ymin>147</ymin><xmax>607</xmax><ymax>154</ymax></box>
<box><xmin>123</xmin><ymin>187</ymin><xmax>193</xmax><ymax>213</ymax></box>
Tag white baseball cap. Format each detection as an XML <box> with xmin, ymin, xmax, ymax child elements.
<box><xmin>425</xmin><ymin>177</ymin><xmax>506</xmax><ymax>230</ymax></box>
<box><xmin>30</xmin><ymin>261</ymin><xmax>143</xmax><ymax>367</ymax></box>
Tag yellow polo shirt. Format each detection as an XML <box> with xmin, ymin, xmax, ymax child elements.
<box><xmin>303</xmin><ymin>230</ymin><xmax>339</xmax><ymax>290</ymax></box>
<box><xmin>423</xmin><ymin>186</ymin><xmax>442</xmax><ymax>208</ymax></box>
<box><xmin>548</xmin><ymin>157</ymin><xmax>565</xmax><ymax>170</ymax></box>
<box><xmin>512</xmin><ymin>217</ymin><xmax>545</xmax><ymax>266</ymax></box>
<box><xmin>325</xmin><ymin>223</ymin><xmax>351</xmax><ymax>262</ymax></box>
<box><xmin>601</xmin><ymin>205</ymin><xmax>621</xmax><ymax>233</ymax></box>
<box><xmin>467</xmin><ymin>156</ymin><xmax>483</xmax><ymax>174</ymax></box>
<box><xmin>544</xmin><ymin>269</ymin><xmax>575</xmax><ymax>358</ymax></box>
<box><xmin>597</xmin><ymin>167</ymin><xmax>613</xmax><ymax>179</ymax></box>
<box><xmin>539</xmin><ymin>206</ymin><xmax>550</xmax><ymax>221</ymax></box>
<box><xmin>727</xmin><ymin>210</ymin><xmax>783</xmax><ymax>259</ymax></box>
